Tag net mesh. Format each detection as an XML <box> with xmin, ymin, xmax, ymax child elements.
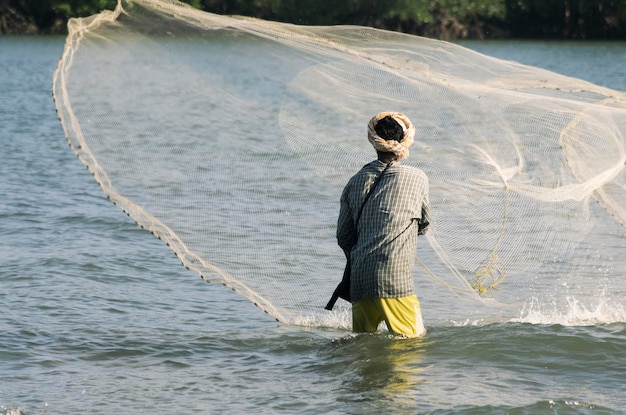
<box><xmin>53</xmin><ymin>0</ymin><xmax>626</xmax><ymax>327</ymax></box>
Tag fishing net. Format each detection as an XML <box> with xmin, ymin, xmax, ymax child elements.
<box><xmin>53</xmin><ymin>0</ymin><xmax>626</xmax><ymax>327</ymax></box>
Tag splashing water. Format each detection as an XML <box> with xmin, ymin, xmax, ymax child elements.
<box><xmin>53</xmin><ymin>0</ymin><xmax>626</xmax><ymax>327</ymax></box>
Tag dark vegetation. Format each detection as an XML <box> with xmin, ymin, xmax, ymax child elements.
<box><xmin>2</xmin><ymin>0</ymin><xmax>626</xmax><ymax>39</ymax></box>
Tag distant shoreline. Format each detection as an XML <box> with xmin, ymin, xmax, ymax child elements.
<box><xmin>2</xmin><ymin>2</ymin><xmax>625</xmax><ymax>40</ymax></box>
<box><xmin>0</xmin><ymin>6</ymin><xmax>502</xmax><ymax>39</ymax></box>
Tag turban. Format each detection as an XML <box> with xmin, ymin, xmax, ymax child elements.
<box><xmin>367</xmin><ymin>112</ymin><xmax>415</xmax><ymax>160</ymax></box>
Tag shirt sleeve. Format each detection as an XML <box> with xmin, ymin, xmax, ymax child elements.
<box><xmin>418</xmin><ymin>178</ymin><xmax>431</xmax><ymax>235</ymax></box>
<box><xmin>336</xmin><ymin>184</ymin><xmax>356</xmax><ymax>253</ymax></box>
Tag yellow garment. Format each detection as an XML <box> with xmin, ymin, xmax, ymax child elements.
<box><xmin>352</xmin><ymin>295</ymin><xmax>425</xmax><ymax>337</ymax></box>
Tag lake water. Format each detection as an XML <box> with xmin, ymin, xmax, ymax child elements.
<box><xmin>1</xmin><ymin>35</ymin><xmax>625</xmax><ymax>414</ymax></box>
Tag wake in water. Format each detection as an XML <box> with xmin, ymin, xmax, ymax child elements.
<box><xmin>53</xmin><ymin>0</ymin><xmax>626</xmax><ymax>328</ymax></box>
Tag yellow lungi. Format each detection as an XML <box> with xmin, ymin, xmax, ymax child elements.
<box><xmin>352</xmin><ymin>295</ymin><xmax>425</xmax><ymax>337</ymax></box>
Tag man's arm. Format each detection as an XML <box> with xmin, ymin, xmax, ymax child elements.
<box><xmin>336</xmin><ymin>186</ymin><xmax>356</xmax><ymax>252</ymax></box>
<box><xmin>418</xmin><ymin>180</ymin><xmax>431</xmax><ymax>235</ymax></box>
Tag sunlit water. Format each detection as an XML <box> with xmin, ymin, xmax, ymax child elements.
<box><xmin>1</xmin><ymin>36</ymin><xmax>625</xmax><ymax>414</ymax></box>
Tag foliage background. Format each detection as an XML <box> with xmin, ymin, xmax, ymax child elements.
<box><xmin>2</xmin><ymin>0</ymin><xmax>626</xmax><ymax>38</ymax></box>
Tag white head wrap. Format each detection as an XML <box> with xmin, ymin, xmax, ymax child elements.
<box><xmin>367</xmin><ymin>111</ymin><xmax>416</xmax><ymax>160</ymax></box>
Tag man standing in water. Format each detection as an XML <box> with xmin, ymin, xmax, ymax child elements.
<box><xmin>336</xmin><ymin>112</ymin><xmax>431</xmax><ymax>337</ymax></box>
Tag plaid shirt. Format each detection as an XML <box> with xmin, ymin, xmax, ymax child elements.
<box><xmin>337</xmin><ymin>160</ymin><xmax>430</xmax><ymax>301</ymax></box>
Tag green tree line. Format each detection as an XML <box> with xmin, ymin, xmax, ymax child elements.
<box><xmin>2</xmin><ymin>0</ymin><xmax>626</xmax><ymax>39</ymax></box>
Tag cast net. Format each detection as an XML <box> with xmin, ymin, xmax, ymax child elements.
<box><xmin>53</xmin><ymin>0</ymin><xmax>626</xmax><ymax>327</ymax></box>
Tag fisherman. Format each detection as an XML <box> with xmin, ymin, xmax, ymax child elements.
<box><xmin>336</xmin><ymin>112</ymin><xmax>431</xmax><ymax>337</ymax></box>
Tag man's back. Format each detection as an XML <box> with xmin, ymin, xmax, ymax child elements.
<box><xmin>337</xmin><ymin>159</ymin><xmax>430</xmax><ymax>302</ymax></box>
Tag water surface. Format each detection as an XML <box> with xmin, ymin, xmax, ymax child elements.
<box><xmin>0</xmin><ymin>36</ymin><xmax>624</xmax><ymax>415</ymax></box>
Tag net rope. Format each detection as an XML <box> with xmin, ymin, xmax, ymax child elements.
<box><xmin>53</xmin><ymin>0</ymin><xmax>626</xmax><ymax>327</ymax></box>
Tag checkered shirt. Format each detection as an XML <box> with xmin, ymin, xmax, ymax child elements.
<box><xmin>337</xmin><ymin>160</ymin><xmax>430</xmax><ymax>302</ymax></box>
